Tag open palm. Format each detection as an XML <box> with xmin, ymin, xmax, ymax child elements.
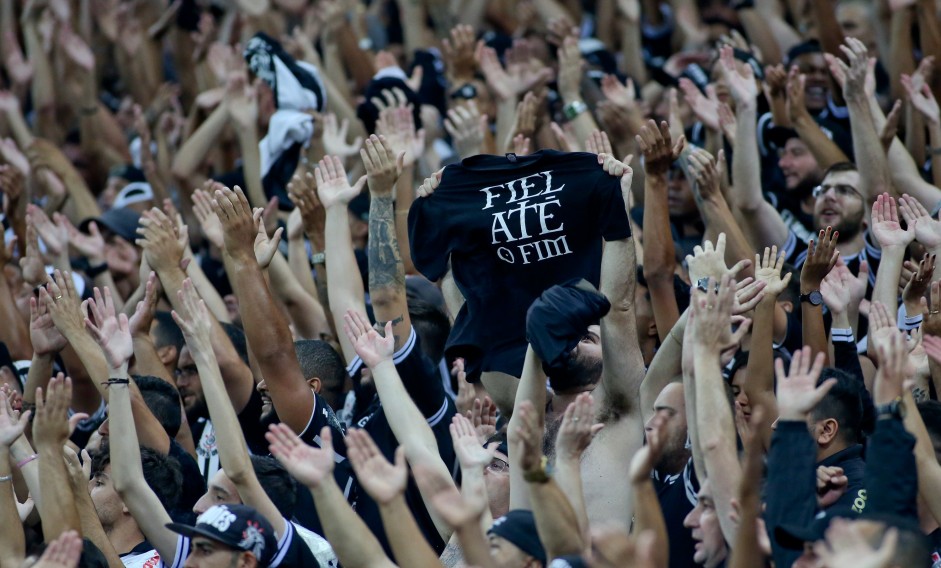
<box><xmin>267</xmin><ymin>424</ymin><xmax>336</xmax><ymax>489</ymax></box>
<box><xmin>451</xmin><ymin>414</ymin><xmax>496</xmax><ymax>469</ymax></box>
<box><xmin>754</xmin><ymin>246</ymin><xmax>792</xmax><ymax>296</ymax></box>
<box><xmin>315</xmin><ymin>155</ymin><xmax>366</xmax><ymax>209</ymax></box>
<box><xmin>346</xmin><ymin>430</ymin><xmax>407</xmax><ymax>505</ymax></box>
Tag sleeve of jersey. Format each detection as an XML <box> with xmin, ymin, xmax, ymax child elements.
<box><xmin>407</xmin><ymin>193</ymin><xmax>451</xmax><ymax>282</ymax></box>
<box><xmin>593</xmin><ymin>171</ymin><xmax>632</xmax><ymax>241</ymax></box>
<box><xmin>346</xmin><ymin>327</ymin><xmax>449</xmax><ymax>424</ymax></box>
<box><xmin>157</xmin><ymin>535</ymin><xmax>189</xmax><ymax>568</ymax></box>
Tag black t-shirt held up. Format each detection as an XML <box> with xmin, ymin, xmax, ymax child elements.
<box><xmin>408</xmin><ymin>150</ymin><xmax>632</xmax><ymax>381</ymax></box>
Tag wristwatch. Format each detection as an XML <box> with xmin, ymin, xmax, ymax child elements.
<box><xmin>310</xmin><ymin>252</ymin><xmax>326</xmax><ymax>266</ymax></box>
<box><xmin>800</xmin><ymin>290</ymin><xmax>823</xmax><ymax>306</ymax></box>
<box><xmin>875</xmin><ymin>397</ymin><xmax>907</xmax><ymax>420</ymax></box>
<box><xmin>449</xmin><ymin>83</ymin><xmax>478</xmax><ymax>100</ymax></box>
<box><xmin>696</xmin><ymin>278</ymin><xmax>719</xmax><ymax>293</ymax></box>
<box><xmin>563</xmin><ymin>100</ymin><xmax>588</xmax><ymax>121</ymax></box>
<box><xmin>523</xmin><ymin>455</ymin><xmax>551</xmax><ymax>484</ymax></box>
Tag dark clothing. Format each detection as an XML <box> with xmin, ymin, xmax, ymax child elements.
<box><xmin>168</xmin><ymin>440</ymin><xmax>205</xmax><ymax>519</ymax></box>
<box><xmin>345</xmin><ymin>327</ymin><xmax>457</xmax><ymax>557</ymax></box>
<box><xmin>817</xmin><ymin>444</ymin><xmax>867</xmax><ymax>514</ymax></box>
<box><xmin>653</xmin><ymin>459</ymin><xmax>699</xmax><ymax>568</ymax></box>
<box><xmin>408</xmin><ymin>150</ymin><xmax>631</xmax><ymax>381</ymax></box>
<box><xmin>865</xmin><ymin>417</ymin><xmax>918</xmax><ymax>519</ymax></box>
<box><xmin>765</xmin><ymin>421</ymin><xmax>820</xmax><ymax>568</ymax></box>
<box><xmin>191</xmin><ymin>388</ymin><xmax>266</xmax><ymax>482</ymax></box>
<box><xmin>162</xmin><ymin>518</ymin><xmax>319</xmax><ymax>568</ymax></box>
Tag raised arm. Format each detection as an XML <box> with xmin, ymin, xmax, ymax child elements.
<box><xmin>345</xmin><ymin>429</ymin><xmax>443</xmax><ymax>568</ymax></box>
<box><xmin>343</xmin><ymin>310</ymin><xmax>453</xmax><ymax>542</ymax></box>
<box><xmin>785</xmin><ymin>69</ymin><xmax>850</xmax><ymax>170</ymax></box>
<box><xmin>211</xmin><ymin>187</ymin><xmax>316</xmax><ymax>435</ymax></box>
<box><xmin>799</xmin><ymin>227</ymin><xmax>840</xmax><ymax>363</ymax></box>
<box><xmin>172</xmin><ymin>278</ymin><xmax>288</xmax><ymax>537</ymax></box>
<box><xmin>32</xmin><ymin>376</ymin><xmax>81</xmax><ymax>541</ymax></box>
<box><xmin>721</xmin><ymin>46</ymin><xmax>789</xmax><ymax>249</ymax></box>
<box><xmin>0</xmin><ymin>390</ymin><xmax>30</xmax><ymax>565</ymax></box>
<box><xmin>267</xmin><ymin>424</ymin><xmax>397</xmax><ymax>568</ymax></box>
<box><xmin>629</xmin><ymin>412</ymin><xmax>670</xmax><ymax>568</ymax></box>
<box><xmin>638</xmin><ymin>120</ymin><xmax>684</xmax><ymax>341</ymax></box>
<box><xmin>689</xmin><ymin>275</ymin><xmax>748</xmax><ymax>545</ymax></box>
<box><xmin>870</xmin><ymin>194</ymin><xmax>914</xmax><ymax>315</ymax></box>
<box><xmin>553</xmin><ymin>393</ymin><xmax>603</xmax><ymax>541</ymax></box>
<box><xmin>362</xmin><ymin>135</ymin><xmax>412</xmax><ymax>350</ymax></box>
<box><xmin>317</xmin><ymin>156</ymin><xmax>368</xmax><ymax>363</ymax></box>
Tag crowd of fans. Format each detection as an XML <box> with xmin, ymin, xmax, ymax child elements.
<box><xmin>1</xmin><ymin>0</ymin><xmax>941</xmax><ymax>567</ymax></box>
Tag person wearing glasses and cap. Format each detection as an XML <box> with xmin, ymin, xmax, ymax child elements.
<box><xmin>165</xmin><ymin>504</ymin><xmax>278</xmax><ymax>568</ymax></box>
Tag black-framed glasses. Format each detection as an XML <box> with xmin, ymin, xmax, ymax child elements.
<box><xmin>812</xmin><ymin>184</ymin><xmax>861</xmax><ymax>199</ymax></box>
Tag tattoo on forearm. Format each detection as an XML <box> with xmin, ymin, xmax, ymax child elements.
<box><xmin>368</xmin><ymin>195</ymin><xmax>406</xmax><ymax>290</ymax></box>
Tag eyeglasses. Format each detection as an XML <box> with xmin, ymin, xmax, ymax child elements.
<box><xmin>812</xmin><ymin>184</ymin><xmax>861</xmax><ymax>199</ymax></box>
<box><xmin>486</xmin><ymin>457</ymin><xmax>510</xmax><ymax>474</ymax></box>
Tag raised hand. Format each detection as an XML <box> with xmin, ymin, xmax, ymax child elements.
<box><xmin>442</xmin><ymin>24</ymin><xmax>478</xmax><ymax>84</ymax></box>
<box><xmin>314</xmin><ymin>155</ymin><xmax>367</xmax><ymax>210</ymax></box>
<box><xmin>601</xmin><ymin>74</ymin><xmax>637</xmax><ymax>110</ymax></box>
<box><xmin>136</xmin><ymin>207</ymin><xmax>187</xmax><ymax>274</ymax></box>
<box><xmin>687</xmin><ymin>147</ymin><xmax>723</xmax><ymax>202</ymax></box>
<box><xmin>321</xmin><ymin>113</ymin><xmax>363</xmax><ymax>158</ymax></box>
<box><xmin>902</xmin><ymin>254</ymin><xmax>935</xmax><ymax>310</ymax></box>
<box><xmin>287</xmin><ymin>172</ymin><xmax>326</xmax><ymax>247</ymax></box>
<box><xmin>60</xmin><ymin>217</ymin><xmax>105</xmax><ymax>265</ymax></box>
<box><xmin>211</xmin><ymin>186</ymin><xmax>257</xmax><ymax>262</ymax></box>
<box><xmin>872</xmin><ymin>321</ymin><xmax>911</xmax><ymax>405</ymax></box>
<box><xmin>346</xmin><ymin>429</ymin><xmax>408</xmax><ymax>505</ymax></box>
<box><xmin>451</xmin><ymin>413</ymin><xmax>498</xmax><ymax>471</ymax></box>
<box><xmin>635</xmin><ymin>119</ymin><xmax>685</xmax><ymax>178</ymax></box>
<box><xmin>832</xmin><ymin>37</ymin><xmax>875</xmax><ymax>102</ymax></box>
<box><xmin>33</xmin><ymin>374</ymin><xmax>73</xmax><ymax>450</ymax></box>
<box><xmin>686</xmin><ymin>233</ymin><xmax>750</xmax><ymax>285</ymax></box>
<box><xmin>343</xmin><ymin>310</ymin><xmax>394</xmax><ymax>368</ymax></box>
<box><xmin>690</xmin><ymin>274</ymin><xmax>753</xmax><ymax>353</ymax></box>
<box><xmin>30</xmin><ymin>292</ymin><xmax>67</xmax><ymax>356</ymax></box>
<box><xmin>192</xmin><ymin>185</ymin><xmax>225</xmax><ymax>249</ymax></box>
<box><xmin>362</xmin><ymin>134</ymin><xmax>404</xmax><ymax>197</ymax></box>
<box><xmin>84</xmin><ymin>287</ymin><xmax>133</xmax><ymax>370</ymax></box>
<box><xmin>444</xmin><ymin>102</ymin><xmax>487</xmax><ymax>158</ymax></box>
<box><xmin>630</xmin><ymin>412</ymin><xmax>667</xmax><ymax>484</ymax></box>
<box><xmin>43</xmin><ymin>270</ymin><xmax>86</xmax><ymax>339</ymax></box>
<box><xmin>469</xmin><ymin>396</ymin><xmax>497</xmax><ymax>444</ymax></box>
<box><xmin>556</xmin><ymin>36</ymin><xmax>584</xmax><ymax>102</ymax></box>
<box><xmin>476</xmin><ymin>41</ymin><xmax>552</xmax><ymax>103</ymax></box>
<box><xmin>785</xmin><ymin>67</ymin><xmax>810</xmax><ymax>124</ymax></box>
<box><xmin>31</xmin><ymin>529</ymin><xmax>83</xmax><ymax>568</ymax></box>
<box><xmin>813</xmin><ymin>519</ymin><xmax>897</xmax><ymax>568</ymax></box>
<box><xmin>816</xmin><ymin>465</ymin><xmax>849</xmax><ymax>509</ymax></box>
<box><xmin>171</xmin><ymin>278</ymin><xmax>214</xmax><ymax>357</ymax></box>
<box><xmin>129</xmin><ymin>272</ymin><xmax>159</xmax><ymax>339</ymax></box>
<box><xmin>754</xmin><ymin>246</ymin><xmax>793</xmax><ymax>297</ymax></box>
<box><xmin>898</xmin><ymin>193</ymin><xmax>941</xmax><ymax>250</ymax></box>
<box><xmin>586</xmin><ymin>130</ymin><xmax>614</xmax><ymax>157</ymax></box>
<box><xmin>902</xmin><ymin>64</ymin><xmax>939</xmax><ymax>127</ymax></box>
<box><xmin>513</xmin><ymin>401</ymin><xmax>544</xmax><ymax>475</ymax></box>
<box><xmin>870</xmin><ymin>193</ymin><xmax>914</xmax><ymax>249</ymax></box>
<box><xmin>375</xmin><ymin>106</ymin><xmax>424</xmax><ymax>169</ymax></box>
<box><xmin>0</xmin><ymin>390</ymin><xmax>30</xmax><ymax>448</ymax></box>
<box><xmin>19</xmin><ymin>225</ymin><xmax>46</xmax><ymax>286</ymax></box>
<box><xmin>27</xmin><ymin>204</ymin><xmax>67</xmax><ymax>258</ymax></box>
<box><xmin>679</xmin><ymin>78</ymin><xmax>720</xmax><ymax>132</ymax></box>
<box><xmin>413</xmin><ymin>461</ymin><xmax>484</xmax><ymax>529</ymax></box>
<box><xmin>556</xmin><ymin>392</ymin><xmax>604</xmax><ymax>463</ymax></box>
<box><xmin>775</xmin><ymin>346</ymin><xmax>832</xmax><ymax>421</ymax></box>
<box><xmin>820</xmin><ymin>260</ymin><xmax>853</xmax><ymax>316</ymax></box>
<box><xmin>223</xmin><ymin>73</ymin><xmax>258</xmax><ymax>130</ymax></box>
<box><xmin>800</xmin><ymin>226</ymin><xmax>839</xmax><ymax>294</ymax></box>
<box><xmin>718</xmin><ymin>45</ymin><xmax>757</xmax><ymax>107</ymax></box>
<box><xmin>267</xmin><ymin>424</ymin><xmax>335</xmax><ymax>488</ymax></box>
<box><xmin>252</xmin><ymin>207</ymin><xmax>283</xmax><ymax>269</ymax></box>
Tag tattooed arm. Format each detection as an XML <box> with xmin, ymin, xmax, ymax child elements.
<box><xmin>363</xmin><ymin>135</ymin><xmax>412</xmax><ymax>350</ymax></box>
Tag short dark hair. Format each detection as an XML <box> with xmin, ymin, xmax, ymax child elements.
<box><xmin>92</xmin><ymin>443</ymin><xmax>182</xmax><ymax>512</ymax></box>
<box><xmin>133</xmin><ymin>375</ymin><xmax>182</xmax><ymax>438</ymax></box>
<box><xmin>251</xmin><ymin>455</ymin><xmax>297</xmax><ymax>518</ymax></box>
<box><xmin>221</xmin><ymin>322</ymin><xmax>250</xmax><ymax>365</ymax></box>
<box><xmin>407</xmin><ymin>296</ymin><xmax>451</xmax><ymax>363</ymax></box>
<box><xmin>294</xmin><ymin>340</ymin><xmax>347</xmax><ymax>393</ymax></box>
<box><xmin>811</xmin><ymin>368</ymin><xmax>864</xmax><ymax>445</ymax></box>
<box><xmin>152</xmin><ymin>311</ymin><xmax>185</xmax><ymax>352</ymax></box>
<box><xmin>821</xmin><ymin>161</ymin><xmax>858</xmax><ymax>179</ymax></box>
<box><xmin>917</xmin><ymin>401</ymin><xmax>941</xmax><ymax>445</ymax></box>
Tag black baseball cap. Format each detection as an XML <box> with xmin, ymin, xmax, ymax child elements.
<box><xmin>775</xmin><ymin>508</ymin><xmax>922</xmax><ymax>550</ymax></box>
<box><xmin>166</xmin><ymin>504</ymin><xmax>278</xmax><ymax>564</ymax></box>
<box><xmin>488</xmin><ymin>510</ymin><xmax>547</xmax><ymax>564</ymax></box>
<box><xmin>79</xmin><ymin>207</ymin><xmax>142</xmax><ymax>243</ymax></box>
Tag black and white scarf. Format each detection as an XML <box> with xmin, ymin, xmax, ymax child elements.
<box><xmin>244</xmin><ymin>32</ymin><xmax>326</xmax><ymax>208</ymax></box>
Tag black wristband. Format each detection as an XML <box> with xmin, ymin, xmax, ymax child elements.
<box><xmin>86</xmin><ymin>263</ymin><xmax>108</xmax><ymax>278</ymax></box>
<box><xmin>101</xmin><ymin>378</ymin><xmax>130</xmax><ymax>387</ymax></box>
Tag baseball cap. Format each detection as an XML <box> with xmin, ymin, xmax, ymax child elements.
<box><xmin>488</xmin><ymin>510</ymin><xmax>547</xmax><ymax>564</ymax></box>
<box><xmin>113</xmin><ymin>182</ymin><xmax>154</xmax><ymax>209</ymax></box>
<box><xmin>79</xmin><ymin>207</ymin><xmax>142</xmax><ymax>243</ymax></box>
<box><xmin>775</xmin><ymin>508</ymin><xmax>922</xmax><ymax>550</ymax></box>
<box><xmin>166</xmin><ymin>504</ymin><xmax>278</xmax><ymax>564</ymax></box>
